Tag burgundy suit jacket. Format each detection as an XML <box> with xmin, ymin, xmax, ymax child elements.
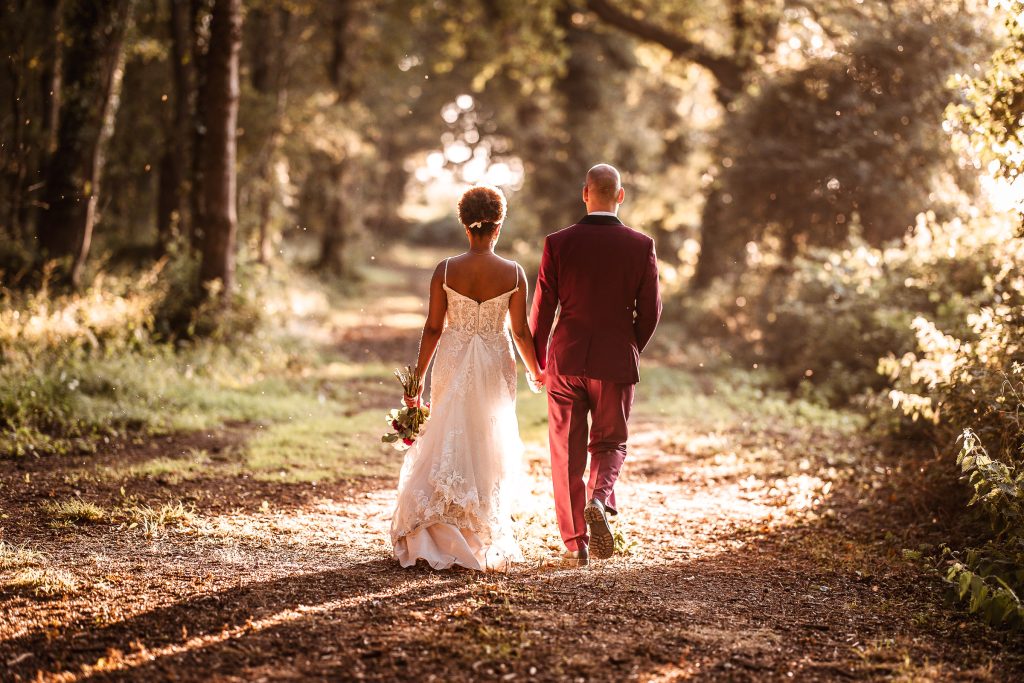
<box><xmin>530</xmin><ymin>214</ymin><xmax>662</xmax><ymax>384</ymax></box>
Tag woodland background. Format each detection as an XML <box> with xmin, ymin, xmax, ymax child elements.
<box><xmin>3</xmin><ymin>0</ymin><xmax>1024</xmax><ymax>678</ymax></box>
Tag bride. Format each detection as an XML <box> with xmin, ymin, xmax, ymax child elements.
<box><xmin>390</xmin><ymin>185</ymin><xmax>543</xmax><ymax>571</ymax></box>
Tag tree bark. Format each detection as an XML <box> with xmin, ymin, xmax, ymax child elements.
<box><xmin>585</xmin><ymin>0</ymin><xmax>786</xmax><ymax>289</ymax></box>
<box><xmin>317</xmin><ymin>160</ymin><xmax>347</xmax><ymax>275</ymax></box>
<box><xmin>196</xmin><ymin>0</ymin><xmax>241</xmax><ymax>299</ymax></box>
<box><xmin>155</xmin><ymin>0</ymin><xmax>195</xmax><ymax>255</ymax></box>
<box><xmin>189</xmin><ymin>0</ymin><xmax>211</xmax><ymax>248</ymax></box>
<box><xmin>36</xmin><ymin>0</ymin><xmax>134</xmax><ymax>288</ymax></box>
<box><xmin>250</xmin><ymin>6</ymin><xmax>291</xmax><ymax>264</ymax></box>
<box><xmin>585</xmin><ymin>0</ymin><xmax>744</xmax><ymax>105</ymax></box>
<box><xmin>40</xmin><ymin>0</ymin><xmax>63</xmax><ymax>156</ymax></box>
<box><xmin>317</xmin><ymin>1</ymin><xmax>356</xmax><ymax>272</ymax></box>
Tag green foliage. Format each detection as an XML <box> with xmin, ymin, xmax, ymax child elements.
<box><xmin>712</xmin><ymin>9</ymin><xmax>980</xmax><ymax>266</ymax></box>
<box><xmin>946</xmin><ymin>0</ymin><xmax>1024</xmax><ymax>205</ymax></box>
<box><xmin>932</xmin><ymin>432</ymin><xmax>1024</xmax><ymax>627</ymax></box>
<box><xmin>0</xmin><ymin>258</ymin><xmax>332</xmax><ymax>457</ymax></box>
<box><xmin>877</xmin><ymin>7</ymin><xmax>1024</xmax><ymax>612</ymax></box>
<box><xmin>683</xmin><ymin>211</ymin><xmax>1005</xmax><ymax>406</ymax></box>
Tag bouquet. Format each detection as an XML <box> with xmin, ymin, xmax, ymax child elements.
<box><xmin>381</xmin><ymin>365</ymin><xmax>431</xmax><ymax>451</ymax></box>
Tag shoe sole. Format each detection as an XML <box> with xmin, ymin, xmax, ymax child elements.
<box><xmin>584</xmin><ymin>504</ymin><xmax>614</xmax><ymax>560</ymax></box>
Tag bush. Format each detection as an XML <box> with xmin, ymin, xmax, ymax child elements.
<box><xmin>882</xmin><ymin>226</ymin><xmax>1024</xmax><ymax>626</ymax></box>
<box><xmin>683</xmin><ymin>211</ymin><xmax>1006</xmax><ymax>406</ymax></box>
<box><xmin>0</xmin><ymin>254</ymin><xmax>320</xmax><ymax>457</ymax></box>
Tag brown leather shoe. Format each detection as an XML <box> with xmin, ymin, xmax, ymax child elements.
<box><xmin>584</xmin><ymin>498</ymin><xmax>614</xmax><ymax>559</ymax></box>
<box><xmin>558</xmin><ymin>546</ymin><xmax>589</xmax><ymax>567</ymax></box>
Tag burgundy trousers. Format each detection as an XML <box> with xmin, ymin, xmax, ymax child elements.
<box><xmin>546</xmin><ymin>372</ymin><xmax>635</xmax><ymax>552</ymax></box>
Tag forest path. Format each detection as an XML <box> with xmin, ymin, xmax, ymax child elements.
<box><xmin>1</xmin><ymin>249</ymin><xmax>1021</xmax><ymax>682</ymax></box>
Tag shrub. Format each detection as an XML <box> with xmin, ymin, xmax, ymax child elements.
<box><xmin>683</xmin><ymin>211</ymin><xmax>1006</xmax><ymax>406</ymax></box>
<box><xmin>882</xmin><ymin>220</ymin><xmax>1024</xmax><ymax>626</ymax></box>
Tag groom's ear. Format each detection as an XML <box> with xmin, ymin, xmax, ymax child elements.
<box><xmin>617</xmin><ymin>186</ymin><xmax>625</xmax><ymax>204</ymax></box>
<box><xmin>582</xmin><ymin>185</ymin><xmax>589</xmax><ymax>203</ymax></box>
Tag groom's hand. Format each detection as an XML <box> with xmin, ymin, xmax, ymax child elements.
<box><xmin>527</xmin><ymin>370</ymin><xmax>546</xmax><ymax>393</ymax></box>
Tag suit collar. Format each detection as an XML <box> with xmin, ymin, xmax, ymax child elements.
<box><xmin>578</xmin><ymin>214</ymin><xmax>624</xmax><ymax>226</ymax></box>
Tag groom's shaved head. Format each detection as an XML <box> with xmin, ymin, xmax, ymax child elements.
<box><xmin>586</xmin><ymin>164</ymin><xmax>621</xmax><ymax>202</ymax></box>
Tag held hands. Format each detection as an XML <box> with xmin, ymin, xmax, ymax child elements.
<box><xmin>526</xmin><ymin>369</ymin><xmax>546</xmax><ymax>394</ymax></box>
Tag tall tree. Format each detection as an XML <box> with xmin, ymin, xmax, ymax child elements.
<box><xmin>248</xmin><ymin>3</ymin><xmax>292</xmax><ymax>264</ymax></box>
<box><xmin>585</xmin><ymin>0</ymin><xmax>780</xmax><ymax>289</ymax></box>
<box><xmin>155</xmin><ymin>0</ymin><xmax>196</xmax><ymax>255</ymax></box>
<box><xmin>196</xmin><ymin>0</ymin><xmax>241</xmax><ymax>298</ymax></box>
<box><xmin>36</xmin><ymin>0</ymin><xmax>135</xmax><ymax>287</ymax></box>
<box><xmin>317</xmin><ymin>0</ymin><xmax>357</xmax><ymax>275</ymax></box>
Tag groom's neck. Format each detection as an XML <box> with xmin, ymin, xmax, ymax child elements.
<box><xmin>585</xmin><ymin>204</ymin><xmax>618</xmax><ymax>215</ymax></box>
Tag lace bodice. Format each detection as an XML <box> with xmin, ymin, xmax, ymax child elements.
<box><xmin>443</xmin><ymin>285</ymin><xmax>516</xmax><ymax>335</ymax></box>
<box><xmin>441</xmin><ymin>258</ymin><xmax>519</xmax><ymax>336</ymax></box>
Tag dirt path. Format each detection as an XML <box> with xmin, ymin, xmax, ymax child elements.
<box><xmin>2</xmin><ymin>255</ymin><xmax>1022</xmax><ymax>682</ymax></box>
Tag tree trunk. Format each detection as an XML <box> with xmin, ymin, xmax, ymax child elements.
<box><xmin>316</xmin><ymin>1</ymin><xmax>356</xmax><ymax>271</ymax></box>
<box><xmin>196</xmin><ymin>0</ymin><xmax>241</xmax><ymax>300</ymax></box>
<box><xmin>189</xmin><ymin>0</ymin><xmax>211</xmax><ymax>248</ymax></box>
<box><xmin>250</xmin><ymin>6</ymin><xmax>291</xmax><ymax>264</ymax></box>
<box><xmin>691</xmin><ymin>185</ymin><xmax>735</xmax><ymax>290</ymax></box>
<box><xmin>41</xmin><ymin>0</ymin><xmax>63</xmax><ymax>156</ymax></box>
<box><xmin>36</xmin><ymin>0</ymin><xmax>134</xmax><ymax>288</ymax></box>
<box><xmin>155</xmin><ymin>0</ymin><xmax>195</xmax><ymax>255</ymax></box>
<box><xmin>318</xmin><ymin>161</ymin><xmax>347</xmax><ymax>275</ymax></box>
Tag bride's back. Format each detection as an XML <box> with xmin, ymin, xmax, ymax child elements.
<box><xmin>443</xmin><ymin>253</ymin><xmax>519</xmax><ymax>303</ymax></box>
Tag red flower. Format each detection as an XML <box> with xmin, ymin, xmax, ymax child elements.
<box><xmin>391</xmin><ymin>420</ymin><xmax>400</xmax><ymax>430</ymax></box>
<box><xmin>402</xmin><ymin>437</ymin><xmax>414</xmax><ymax>446</ymax></box>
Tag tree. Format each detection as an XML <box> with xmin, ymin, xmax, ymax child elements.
<box><xmin>584</xmin><ymin>0</ymin><xmax>978</xmax><ymax>288</ymax></box>
<box><xmin>36</xmin><ymin>0</ymin><xmax>135</xmax><ymax>287</ymax></box>
<box><xmin>156</xmin><ymin>0</ymin><xmax>196</xmax><ymax>255</ymax></box>
<box><xmin>247</xmin><ymin>2</ymin><xmax>292</xmax><ymax>264</ymax></box>
<box><xmin>196</xmin><ymin>0</ymin><xmax>241</xmax><ymax>298</ymax></box>
<box><xmin>316</xmin><ymin>0</ymin><xmax>357</xmax><ymax>275</ymax></box>
<box><xmin>947</xmin><ymin>0</ymin><xmax>1024</xmax><ymax>221</ymax></box>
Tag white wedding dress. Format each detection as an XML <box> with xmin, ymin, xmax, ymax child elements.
<box><xmin>390</xmin><ymin>260</ymin><xmax>525</xmax><ymax>571</ymax></box>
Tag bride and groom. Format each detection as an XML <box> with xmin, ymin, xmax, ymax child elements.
<box><xmin>389</xmin><ymin>164</ymin><xmax>662</xmax><ymax>570</ymax></box>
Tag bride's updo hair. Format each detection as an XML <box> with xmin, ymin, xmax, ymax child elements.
<box><xmin>458</xmin><ymin>185</ymin><xmax>506</xmax><ymax>234</ymax></box>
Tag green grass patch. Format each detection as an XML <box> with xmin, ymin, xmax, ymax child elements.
<box><xmin>42</xmin><ymin>498</ymin><xmax>106</xmax><ymax>525</ymax></box>
<box><xmin>246</xmin><ymin>410</ymin><xmax>400</xmax><ymax>482</ymax></box>
<box><xmin>635</xmin><ymin>363</ymin><xmax>864</xmax><ymax>433</ymax></box>
<box><xmin>514</xmin><ymin>374</ymin><xmax>550</xmax><ymax>447</ymax></box>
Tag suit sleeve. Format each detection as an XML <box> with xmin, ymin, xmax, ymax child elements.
<box><xmin>529</xmin><ymin>236</ymin><xmax>558</xmax><ymax>371</ymax></box>
<box><xmin>634</xmin><ymin>239</ymin><xmax>662</xmax><ymax>353</ymax></box>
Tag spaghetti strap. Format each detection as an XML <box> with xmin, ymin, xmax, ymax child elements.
<box><xmin>444</xmin><ymin>258</ymin><xmax>449</xmax><ymax>285</ymax></box>
<box><xmin>512</xmin><ymin>261</ymin><xmax>520</xmax><ymax>291</ymax></box>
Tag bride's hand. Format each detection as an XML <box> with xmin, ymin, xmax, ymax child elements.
<box><xmin>403</xmin><ymin>387</ymin><xmax>422</xmax><ymax>408</ymax></box>
<box><xmin>527</xmin><ymin>369</ymin><xmax>545</xmax><ymax>393</ymax></box>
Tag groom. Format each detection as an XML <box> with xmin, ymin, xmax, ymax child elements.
<box><xmin>530</xmin><ymin>164</ymin><xmax>662</xmax><ymax>566</ymax></box>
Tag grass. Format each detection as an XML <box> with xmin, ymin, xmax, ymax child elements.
<box><xmin>7</xmin><ymin>567</ymin><xmax>79</xmax><ymax>596</ymax></box>
<box><xmin>120</xmin><ymin>501</ymin><xmax>196</xmax><ymax>537</ymax></box>
<box><xmin>1</xmin><ymin>541</ymin><xmax>79</xmax><ymax>597</ymax></box>
<box><xmin>247</xmin><ymin>410</ymin><xmax>398</xmax><ymax>482</ymax></box>
<box><xmin>0</xmin><ymin>258</ymin><xmax>361</xmax><ymax>458</ymax></box>
<box><xmin>42</xmin><ymin>498</ymin><xmax>106</xmax><ymax>524</ymax></box>
<box><xmin>0</xmin><ymin>541</ymin><xmax>45</xmax><ymax>571</ymax></box>
<box><xmin>634</xmin><ymin>360</ymin><xmax>865</xmax><ymax>433</ymax></box>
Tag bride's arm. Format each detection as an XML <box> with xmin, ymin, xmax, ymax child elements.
<box><xmin>509</xmin><ymin>264</ymin><xmax>544</xmax><ymax>382</ymax></box>
<box><xmin>406</xmin><ymin>262</ymin><xmax>448</xmax><ymax>407</ymax></box>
